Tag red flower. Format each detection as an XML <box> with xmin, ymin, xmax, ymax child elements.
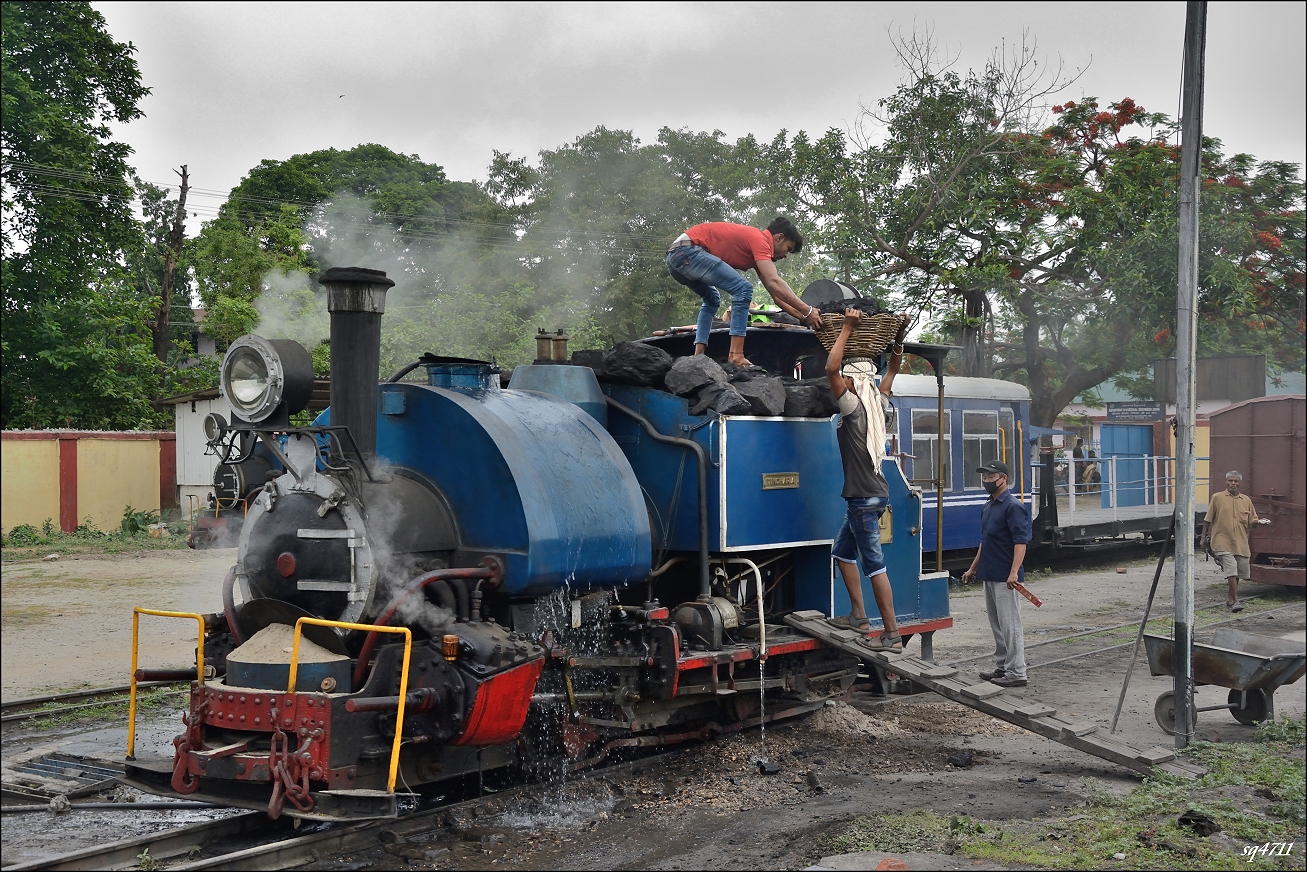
<box><xmin>1256</xmin><ymin>231</ymin><xmax>1282</xmax><ymax>251</ymax></box>
<box><xmin>1154</xmin><ymin>329</ymin><xmax>1171</xmax><ymax>343</ymax></box>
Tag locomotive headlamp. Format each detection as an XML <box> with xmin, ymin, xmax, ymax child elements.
<box><xmin>202</xmin><ymin>412</ymin><xmax>228</xmax><ymax>444</ymax></box>
<box><xmin>220</xmin><ymin>335</ymin><xmax>314</xmax><ymax>424</ymax></box>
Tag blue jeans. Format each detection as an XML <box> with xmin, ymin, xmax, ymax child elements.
<box><xmin>666</xmin><ymin>246</ymin><xmax>754</xmax><ymax>345</ymax></box>
<box><xmin>833</xmin><ymin>497</ymin><xmax>888</xmax><ymax>578</ymax></box>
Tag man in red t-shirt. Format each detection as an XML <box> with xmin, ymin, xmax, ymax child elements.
<box><xmin>666</xmin><ymin>216</ymin><xmax>823</xmax><ymax>366</ymax></box>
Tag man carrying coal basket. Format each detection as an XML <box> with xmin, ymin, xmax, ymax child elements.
<box><xmin>666</xmin><ymin>217</ymin><xmax>824</xmax><ymax>367</ymax></box>
<box><xmin>824</xmin><ymin>308</ymin><xmax>908</xmax><ymax>652</ymax></box>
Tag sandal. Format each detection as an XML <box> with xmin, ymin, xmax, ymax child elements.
<box><xmin>828</xmin><ymin>614</ymin><xmax>872</xmax><ymax>632</ymax></box>
<box><xmin>863</xmin><ymin>632</ymin><xmax>903</xmax><ymax>653</ymax></box>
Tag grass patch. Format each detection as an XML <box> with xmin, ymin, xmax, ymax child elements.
<box><xmin>2</xmin><ymin>530</ymin><xmax>193</xmax><ymax>562</ymax></box>
<box><xmin>825</xmin><ymin>716</ymin><xmax>1305</xmax><ymax>870</ymax></box>
<box><xmin>17</xmin><ymin>685</ymin><xmax>189</xmax><ymax>731</ymax></box>
<box><xmin>829</xmin><ymin>809</ymin><xmax>953</xmax><ymax>854</ymax></box>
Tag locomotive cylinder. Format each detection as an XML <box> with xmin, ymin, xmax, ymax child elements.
<box><xmin>320</xmin><ymin>266</ymin><xmax>395</xmax><ymax>458</ymax></box>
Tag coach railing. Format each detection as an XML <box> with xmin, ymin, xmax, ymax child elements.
<box><xmin>1032</xmin><ymin>455</ymin><xmax>1210</xmax><ymax>520</ymax></box>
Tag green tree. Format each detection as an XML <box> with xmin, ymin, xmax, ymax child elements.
<box><xmin>1</xmin><ymin>1</ymin><xmax>163</xmax><ymax>428</ymax></box>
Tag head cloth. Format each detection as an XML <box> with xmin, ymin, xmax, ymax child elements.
<box><xmin>841</xmin><ymin>358</ymin><xmax>887</xmax><ymax>467</ymax></box>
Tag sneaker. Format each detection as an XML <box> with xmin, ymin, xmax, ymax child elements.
<box><xmin>979</xmin><ymin>669</ymin><xmax>1005</xmax><ymax>681</ymax></box>
<box><xmin>990</xmin><ymin>675</ymin><xmax>1028</xmax><ymax>688</ymax></box>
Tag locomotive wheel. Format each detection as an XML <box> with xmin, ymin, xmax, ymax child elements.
<box><xmin>1154</xmin><ymin>690</ymin><xmax>1196</xmax><ymax>736</ymax></box>
<box><xmin>1228</xmin><ymin>688</ymin><xmax>1269</xmax><ymax>726</ymax></box>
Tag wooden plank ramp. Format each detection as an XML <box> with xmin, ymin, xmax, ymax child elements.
<box><xmin>784</xmin><ymin>610</ymin><xmax>1203</xmax><ymax>778</ymax></box>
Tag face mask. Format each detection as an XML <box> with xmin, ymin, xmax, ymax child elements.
<box><xmin>984</xmin><ymin>480</ymin><xmax>1000</xmax><ymax>495</ymax></box>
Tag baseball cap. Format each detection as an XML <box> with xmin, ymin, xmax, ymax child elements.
<box><xmin>975</xmin><ymin>460</ymin><xmax>1010</xmax><ymax>477</ymax></box>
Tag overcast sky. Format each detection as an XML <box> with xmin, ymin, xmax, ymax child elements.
<box><xmin>96</xmin><ymin>1</ymin><xmax>1305</xmax><ymax>229</ymax></box>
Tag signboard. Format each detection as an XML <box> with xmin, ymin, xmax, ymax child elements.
<box><xmin>1106</xmin><ymin>401</ymin><xmax>1164</xmax><ymax>422</ymax></box>
<box><xmin>761</xmin><ymin>472</ymin><xmax>799</xmax><ymax>490</ymax></box>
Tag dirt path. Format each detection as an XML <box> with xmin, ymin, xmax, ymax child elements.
<box><xmin>1</xmin><ymin>549</ymin><xmax>236</xmax><ymax>698</ymax></box>
<box><xmin>2</xmin><ymin>549</ymin><xmax>1302</xmax><ymax>869</ymax></box>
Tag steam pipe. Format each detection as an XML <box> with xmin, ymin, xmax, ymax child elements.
<box><xmin>222</xmin><ymin>569</ymin><xmax>243</xmax><ymax>645</ymax></box>
<box><xmin>352</xmin><ymin>567</ymin><xmax>495</xmax><ymax>689</ymax></box>
<box><xmin>446</xmin><ymin>576</ymin><xmax>470</xmax><ymax>623</ymax></box>
<box><xmin>604</xmin><ymin>396</ymin><xmax>712</xmax><ymax>602</ymax></box>
<box><xmin>345</xmin><ymin>687</ymin><xmax>438</xmax><ymax>713</ymax></box>
<box><xmin>427</xmin><ymin>579</ymin><xmax>457</xmax><ymax>614</ymax></box>
<box><xmin>388</xmin><ymin>360</ymin><xmax>425</xmax><ymax>382</ymax></box>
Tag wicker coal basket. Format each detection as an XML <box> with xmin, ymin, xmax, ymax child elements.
<box><xmin>815</xmin><ymin>312</ymin><xmax>910</xmax><ymax>357</ymax></box>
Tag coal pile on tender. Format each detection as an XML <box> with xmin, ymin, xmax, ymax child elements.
<box><xmin>816</xmin><ymin>297</ymin><xmax>884</xmax><ymax>316</ymax></box>
<box><xmin>582</xmin><ymin>343</ymin><xmax>839</xmax><ymax>418</ymax></box>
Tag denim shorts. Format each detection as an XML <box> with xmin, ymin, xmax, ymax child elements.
<box><xmin>833</xmin><ymin>496</ymin><xmax>888</xmax><ymax>578</ymax></box>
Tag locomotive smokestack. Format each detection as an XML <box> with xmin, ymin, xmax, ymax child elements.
<box><xmin>319</xmin><ymin>266</ymin><xmax>395</xmax><ymax>459</ymax></box>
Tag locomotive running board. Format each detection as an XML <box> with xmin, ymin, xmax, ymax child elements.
<box><xmin>783</xmin><ymin>610</ymin><xmax>1204</xmax><ymax>778</ymax></box>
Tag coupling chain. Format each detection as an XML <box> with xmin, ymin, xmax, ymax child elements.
<box><xmin>170</xmin><ymin>695</ymin><xmax>207</xmax><ymax>794</ymax></box>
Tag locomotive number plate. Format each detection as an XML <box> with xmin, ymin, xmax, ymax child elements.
<box><xmin>762</xmin><ymin>472</ymin><xmax>800</xmax><ymax>490</ymax></box>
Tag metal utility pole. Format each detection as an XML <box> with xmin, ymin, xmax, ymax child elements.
<box><xmin>1173</xmin><ymin>0</ymin><xmax>1206</xmax><ymax>749</ymax></box>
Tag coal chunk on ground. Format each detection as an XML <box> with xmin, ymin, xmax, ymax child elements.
<box><xmin>600</xmin><ymin>342</ymin><xmax>674</xmax><ymax>387</ymax></box>
<box><xmin>665</xmin><ymin>355</ymin><xmax>729</xmax><ymax>396</ymax></box>
<box><xmin>946</xmin><ymin>751</ymin><xmax>974</xmax><ymax>768</ymax></box>
<box><xmin>733</xmin><ymin>376</ymin><xmax>787</xmax><ymax>416</ymax></box>
<box><xmin>690</xmin><ymin>383</ymin><xmax>752</xmax><ymax>416</ymax></box>
<box><xmin>1177</xmin><ymin>809</ymin><xmax>1220</xmax><ymax>836</ymax></box>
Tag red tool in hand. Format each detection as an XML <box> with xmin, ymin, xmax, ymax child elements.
<box><xmin>1013</xmin><ymin>582</ymin><xmax>1042</xmax><ymax>608</ymax></box>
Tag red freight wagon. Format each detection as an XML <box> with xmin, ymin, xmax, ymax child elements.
<box><xmin>1208</xmin><ymin>395</ymin><xmax>1306</xmax><ymax>587</ymax></box>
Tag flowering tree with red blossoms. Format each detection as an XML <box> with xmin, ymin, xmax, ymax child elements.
<box><xmin>751</xmin><ymin>30</ymin><xmax>1303</xmax><ymax>426</ymax></box>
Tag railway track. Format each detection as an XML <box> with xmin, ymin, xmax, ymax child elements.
<box><xmin>943</xmin><ymin>593</ymin><xmax>1294</xmax><ymax>671</ymax></box>
<box><xmin>1</xmin><ymin>748</ymin><xmax>677</xmax><ymax>872</ymax></box>
<box><xmin>5</xmin><ymin>598</ymin><xmax>1300</xmax><ymax>870</ymax></box>
<box><xmin>1</xmin><ymin>683</ymin><xmax>188</xmax><ymax>726</ymax></box>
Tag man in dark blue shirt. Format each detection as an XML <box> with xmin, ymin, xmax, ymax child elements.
<box><xmin>961</xmin><ymin>460</ymin><xmax>1031</xmax><ymax>687</ymax></box>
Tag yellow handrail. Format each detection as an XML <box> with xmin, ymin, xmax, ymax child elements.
<box><xmin>290</xmin><ymin>618</ymin><xmax>412</xmax><ymax>794</ymax></box>
<box><xmin>1017</xmin><ymin>420</ymin><xmax>1025</xmax><ymax>503</ymax></box>
<box><xmin>128</xmin><ymin>608</ymin><xmax>206</xmax><ymax>759</ymax></box>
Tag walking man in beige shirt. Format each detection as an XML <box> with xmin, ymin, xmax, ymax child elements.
<box><xmin>1201</xmin><ymin>470</ymin><xmax>1272</xmax><ymax>612</ymax></box>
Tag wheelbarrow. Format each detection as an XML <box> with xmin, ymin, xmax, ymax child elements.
<box><xmin>1144</xmin><ymin>627</ymin><xmax>1306</xmax><ymax>735</ymax></box>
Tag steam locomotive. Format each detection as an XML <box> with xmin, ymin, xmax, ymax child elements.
<box><xmin>124</xmin><ymin>267</ymin><xmax>953</xmax><ymax>820</ymax></box>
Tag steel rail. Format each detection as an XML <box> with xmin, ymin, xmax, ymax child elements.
<box><xmin>3</xmin><ymin>742</ymin><xmax>696</xmax><ymax>872</ymax></box>
<box><xmin>1</xmin><ymin>682</ymin><xmax>183</xmax><ymax>716</ymax></box>
<box><xmin>943</xmin><ymin>593</ymin><xmax>1280</xmax><ymax>667</ymax></box>
<box><xmin>2</xmin><ymin>690</ymin><xmax>190</xmax><ymax>725</ymax></box>
<box><xmin>1021</xmin><ymin>603</ymin><xmax>1303</xmax><ymax>672</ymax></box>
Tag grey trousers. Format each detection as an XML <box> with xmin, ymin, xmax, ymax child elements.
<box><xmin>983</xmin><ymin>581</ymin><xmax>1027</xmax><ymax>679</ymax></box>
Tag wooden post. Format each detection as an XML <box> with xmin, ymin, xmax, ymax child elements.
<box><xmin>1173</xmin><ymin>0</ymin><xmax>1206</xmax><ymax>749</ymax></box>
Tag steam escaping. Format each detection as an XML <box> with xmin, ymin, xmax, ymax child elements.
<box><xmin>242</xmin><ymin>191</ymin><xmax>613</xmax><ymax>374</ymax></box>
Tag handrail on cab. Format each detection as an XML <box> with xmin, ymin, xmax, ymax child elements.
<box><xmin>290</xmin><ymin>617</ymin><xmax>413</xmax><ymax>794</ymax></box>
<box><xmin>128</xmin><ymin>608</ymin><xmax>206</xmax><ymax>759</ymax></box>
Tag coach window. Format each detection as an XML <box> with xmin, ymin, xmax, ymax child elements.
<box><xmin>999</xmin><ymin>409</ymin><xmax>1015</xmax><ymax>469</ymax></box>
<box><xmin>911</xmin><ymin>409</ymin><xmax>951</xmax><ymax>490</ymax></box>
<box><xmin>964</xmin><ymin>411</ymin><xmax>1000</xmax><ymax>490</ymax></box>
